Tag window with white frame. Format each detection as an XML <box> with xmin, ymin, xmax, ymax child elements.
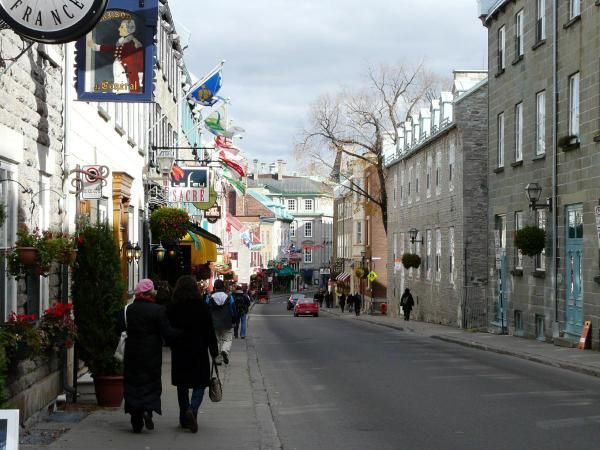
<box><xmin>399</xmin><ymin>169</ymin><xmax>404</xmax><ymax>206</ymax></box>
<box><xmin>569</xmin><ymin>0</ymin><xmax>581</xmax><ymax>19</ymax></box>
<box><xmin>515</xmin><ymin>102</ymin><xmax>523</xmax><ymax>162</ymax></box>
<box><xmin>426</xmin><ymin>155</ymin><xmax>432</xmax><ymax>198</ymax></box>
<box><xmin>514</xmin><ymin>211</ymin><xmax>524</xmax><ymax>269</ymax></box>
<box><xmin>399</xmin><ymin>232</ymin><xmax>405</xmax><ymax>275</ymax></box>
<box><xmin>537</xmin><ymin>0</ymin><xmax>546</xmax><ymax>41</ymax></box>
<box><xmin>426</xmin><ymin>230</ymin><xmax>432</xmax><ymax>280</ymax></box>
<box><xmin>535</xmin><ymin>209</ymin><xmax>546</xmax><ymax>271</ymax></box>
<box><xmin>497</xmin><ymin>112</ymin><xmax>505</xmax><ymax>167</ymax></box>
<box><xmin>569</xmin><ymin>72</ymin><xmax>580</xmax><ymax>137</ymax></box>
<box><xmin>0</xmin><ymin>165</ymin><xmax>18</xmax><ymax>319</ymax></box>
<box><xmin>304</xmin><ymin>222</ymin><xmax>313</xmax><ymax>238</ymax></box>
<box><xmin>536</xmin><ymin>91</ymin><xmax>546</xmax><ymax>155</ymax></box>
<box><xmin>435</xmin><ymin>228</ymin><xmax>441</xmax><ymax>281</ymax></box>
<box><xmin>304</xmin><ymin>199</ymin><xmax>313</xmax><ymax>211</ymax></box>
<box><xmin>449</xmin><ymin>226</ymin><xmax>455</xmax><ymax>285</ymax></box>
<box><xmin>435</xmin><ymin>151</ymin><xmax>441</xmax><ymax>195</ymax></box>
<box><xmin>498</xmin><ymin>26</ymin><xmax>506</xmax><ymax>71</ymax></box>
<box><xmin>415</xmin><ymin>161</ymin><xmax>420</xmax><ymax>201</ymax></box>
<box><xmin>408</xmin><ymin>166</ymin><xmax>413</xmax><ymax>204</ymax></box>
<box><xmin>287</xmin><ymin>199</ymin><xmax>296</xmax><ymax>211</ymax></box>
<box><xmin>304</xmin><ymin>248</ymin><xmax>312</xmax><ymax>264</ymax></box>
<box><xmin>355</xmin><ymin>221</ymin><xmax>362</xmax><ymax>245</ymax></box>
<box><xmin>515</xmin><ymin>9</ymin><xmax>524</xmax><ymax>57</ymax></box>
<box><xmin>448</xmin><ymin>144</ymin><xmax>455</xmax><ymax>192</ymax></box>
<box><xmin>290</xmin><ymin>222</ymin><xmax>296</xmax><ymax>238</ymax></box>
<box><xmin>393</xmin><ymin>172</ymin><xmax>397</xmax><ymax>206</ymax></box>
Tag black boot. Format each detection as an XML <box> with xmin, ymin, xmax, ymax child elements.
<box><xmin>143</xmin><ymin>411</ymin><xmax>154</xmax><ymax>430</ymax></box>
<box><xmin>131</xmin><ymin>412</ymin><xmax>143</xmax><ymax>433</ymax></box>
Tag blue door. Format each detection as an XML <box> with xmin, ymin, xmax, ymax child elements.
<box><xmin>495</xmin><ymin>252</ymin><xmax>508</xmax><ymax>332</ymax></box>
<box><xmin>565</xmin><ymin>205</ymin><xmax>584</xmax><ymax>337</ymax></box>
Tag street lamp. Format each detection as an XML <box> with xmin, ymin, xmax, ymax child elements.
<box><xmin>408</xmin><ymin>228</ymin><xmax>424</xmax><ymax>245</ymax></box>
<box><xmin>156</xmin><ymin>149</ymin><xmax>175</xmax><ymax>175</ymax></box>
<box><xmin>125</xmin><ymin>241</ymin><xmax>135</xmax><ymax>263</ymax></box>
<box><xmin>133</xmin><ymin>243</ymin><xmax>142</xmax><ymax>262</ymax></box>
<box><xmin>525</xmin><ymin>182</ymin><xmax>552</xmax><ymax>211</ymax></box>
<box><xmin>360</xmin><ymin>251</ymin><xmax>366</xmax><ymax>314</ymax></box>
<box><xmin>155</xmin><ymin>241</ymin><xmax>166</xmax><ymax>262</ymax></box>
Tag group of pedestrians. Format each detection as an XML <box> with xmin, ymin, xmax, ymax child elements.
<box><xmin>338</xmin><ymin>292</ymin><xmax>362</xmax><ymax>316</ymax></box>
<box><xmin>116</xmin><ymin>277</ymin><xmax>252</xmax><ymax>434</ymax></box>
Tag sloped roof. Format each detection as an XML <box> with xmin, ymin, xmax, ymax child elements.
<box><xmin>247</xmin><ymin>175</ymin><xmax>332</xmax><ymax>197</ymax></box>
<box><xmin>247</xmin><ymin>189</ymin><xmax>295</xmax><ymax>222</ymax></box>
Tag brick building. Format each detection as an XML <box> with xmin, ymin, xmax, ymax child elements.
<box><xmin>385</xmin><ymin>71</ymin><xmax>488</xmax><ymax>324</ymax></box>
<box><xmin>480</xmin><ymin>0</ymin><xmax>600</xmax><ymax>344</ymax></box>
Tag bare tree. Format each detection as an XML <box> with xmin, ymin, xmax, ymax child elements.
<box><xmin>298</xmin><ymin>63</ymin><xmax>438</xmax><ymax>234</ymax></box>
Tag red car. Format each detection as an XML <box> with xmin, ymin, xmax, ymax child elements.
<box><xmin>294</xmin><ymin>297</ymin><xmax>319</xmax><ymax>317</ymax></box>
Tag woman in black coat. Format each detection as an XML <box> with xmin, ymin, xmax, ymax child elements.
<box><xmin>117</xmin><ymin>279</ymin><xmax>180</xmax><ymax>433</ymax></box>
<box><xmin>167</xmin><ymin>276</ymin><xmax>219</xmax><ymax>433</ymax></box>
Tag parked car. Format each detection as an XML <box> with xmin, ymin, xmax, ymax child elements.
<box><xmin>257</xmin><ymin>290</ymin><xmax>270</xmax><ymax>304</ymax></box>
<box><xmin>287</xmin><ymin>293</ymin><xmax>305</xmax><ymax>310</ymax></box>
<box><xmin>294</xmin><ymin>297</ymin><xmax>319</xmax><ymax>317</ymax></box>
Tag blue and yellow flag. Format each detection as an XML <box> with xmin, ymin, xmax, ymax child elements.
<box><xmin>188</xmin><ymin>62</ymin><xmax>224</xmax><ymax>106</ymax></box>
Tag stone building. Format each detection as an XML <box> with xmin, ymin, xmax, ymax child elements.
<box><xmin>248</xmin><ymin>161</ymin><xmax>334</xmax><ymax>289</ymax></box>
<box><xmin>385</xmin><ymin>71</ymin><xmax>488</xmax><ymax>325</ymax></box>
<box><xmin>479</xmin><ymin>0</ymin><xmax>600</xmax><ymax>344</ymax></box>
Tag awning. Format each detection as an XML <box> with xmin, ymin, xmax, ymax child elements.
<box><xmin>182</xmin><ymin>231</ymin><xmax>218</xmax><ymax>265</ymax></box>
<box><xmin>188</xmin><ymin>223</ymin><xmax>222</xmax><ymax>245</ymax></box>
<box><xmin>336</xmin><ymin>271</ymin><xmax>351</xmax><ymax>282</ymax></box>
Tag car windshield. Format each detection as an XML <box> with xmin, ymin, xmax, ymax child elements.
<box><xmin>291</xmin><ymin>295</ymin><xmax>305</xmax><ymax>301</ymax></box>
<box><xmin>297</xmin><ymin>298</ymin><xmax>314</xmax><ymax>305</ymax></box>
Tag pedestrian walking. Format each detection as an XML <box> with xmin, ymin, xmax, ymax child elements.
<box><xmin>325</xmin><ymin>291</ymin><xmax>333</xmax><ymax>308</ymax></box>
<box><xmin>347</xmin><ymin>293</ymin><xmax>354</xmax><ymax>313</ymax></box>
<box><xmin>167</xmin><ymin>276</ymin><xmax>219</xmax><ymax>433</ymax></box>
<box><xmin>317</xmin><ymin>290</ymin><xmax>324</xmax><ymax>307</ymax></box>
<box><xmin>206</xmin><ymin>279</ymin><xmax>236</xmax><ymax>365</ymax></box>
<box><xmin>354</xmin><ymin>292</ymin><xmax>362</xmax><ymax>316</ymax></box>
<box><xmin>339</xmin><ymin>292</ymin><xmax>346</xmax><ymax>313</ymax></box>
<box><xmin>400</xmin><ymin>288</ymin><xmax>415</xmax><ymax>321</ymax></box>
<box><xmin>232</xmin><ymin>286</ymin><xmax>251</xmax><ymax>339</ymax></box>
<box><xmin>117</xmin><ymin>279</ymin><xmax>181</xmax><ymax>433</ymax></box>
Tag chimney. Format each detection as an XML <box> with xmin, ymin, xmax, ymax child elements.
<box><xmin>276</xmin><ymin>159</ymin><xmax>285</xmax><ymax>180</ymax></box>
<box><xmin>252</xmin><ymin>159</ymin><xmax>259</xmax><ymax>180</ymax></box>
<box><xmin>260</xmin><ymin>162</ymin><xmax>266</xmax><ymax>174</ymax></box>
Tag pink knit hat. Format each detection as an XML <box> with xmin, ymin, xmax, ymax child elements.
<box><xmin>134</xmin><ymin>278</ymin><xmax>155</xmax><ymax>295</ymax></box>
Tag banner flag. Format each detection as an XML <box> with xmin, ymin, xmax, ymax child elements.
<box><xmin>219</xmin><ymin>151</ymin><xmax>246</xmax><ymax>178</ymax></box>
<box><xmin>188</xmin><ymin>61</ymin><xmax>224</xmax><ymax>107</ymax></box>
<box><xmin>223</xmin><ymin>169</ymin><xmax>246</xmax><ymax>194</ymax></box>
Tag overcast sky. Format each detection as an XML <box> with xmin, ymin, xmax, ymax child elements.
<box><xmin>170</xmin><ymin>0</ymin><xmax>487</xmax><ymax>170</ymax></box>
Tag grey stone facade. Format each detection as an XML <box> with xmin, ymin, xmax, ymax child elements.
<box><xmin>386</xmin><ymin>76</ymin><xmax>488</xmax><ymax>325</ymax></box>
<box><xmin>481</xmin><ymin>1</ymin><xmax>600</xmax><ymax>344</ymax></box>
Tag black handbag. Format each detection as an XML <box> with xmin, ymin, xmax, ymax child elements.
<box><xmin>209</xmin><ymin>362</ymin><xmax>222</xmax><ymax>402</ymax></box>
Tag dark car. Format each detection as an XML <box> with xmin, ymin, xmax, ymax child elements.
<box><xmin>294</xmin><ymin>297</ymin><xmax>319</xmax><ymax>317</ymax></box>
<box><xmin>287</xmin><ymin>293</ymin><xmax>305</xmax><ymax>310</ymax></box>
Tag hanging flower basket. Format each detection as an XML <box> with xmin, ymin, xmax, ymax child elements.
<box><xmin>401</xmin><ymin>253</ymin><xmax>421</xmax><ymax>269</ymax></box>
<box><xmin>354</xmin><ymin>267</ymin><xmax>366</xmax><ymax>279</ymax></box>
<box><xmin>514</xmin><ymin>225</ymin><xmax>546</xmax><ymax>257</ymax></box>
<box><xmin>150</xmin><ymin>207</ymin><xmax>190</xmax><ymax>244</ymax></box>
<box><xmin>16</xmin><ymin>247</ymin><xmax>38</xmax><ymax>266</ymax></box>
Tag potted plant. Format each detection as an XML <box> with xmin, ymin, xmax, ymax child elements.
<box><xmin>558</xmin><ymin>135</ymin><xmax>580</xmax><ymax>151</ymax></box>
<box><xmin>14</xmin><ymin>226</ymin><xmax>40</xmax><ymax>266</ymax></box>
<box><xmin>54</xmin><ymin>233</ymin><xmax>78</xmax><ymax>265</ymax></box>
<box><xmin>72</xmin><ymin>221</ymin><xmax>125</xmax><ymax>407</ymax></box>
<box><xmin>39</xmin><ymin>302</ymin><xmax>77</xmax><ymax>353</ymax></box>
<box><xmin>401</xmin><ymin>253</ymin><xmax>422</xmax><ymax>269</ymax></box>
<box><xmin>150</xmin><ymin>207</ymin><xmax>190</xmax><ymax>244</ymax></box>
<box><xmin>1</xmin><ymin>312</ymin><xmax>42</xmax><ymax>366</ymax></box>
<box><xmin>514</xmin><ymin>225</ymin><xmax>546</xmax><ymax>257</ymax></box>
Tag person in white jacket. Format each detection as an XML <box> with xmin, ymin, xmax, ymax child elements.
<box><xmin>206</xmin><ymin>279</ymin><xmax>236</xmax><ymax>364</ymax></box>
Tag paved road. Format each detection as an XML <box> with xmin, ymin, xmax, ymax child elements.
<box><xmin>250</xmin><ymin>297</ymin><xmax>600</xmax><ymax>450</ymax></box>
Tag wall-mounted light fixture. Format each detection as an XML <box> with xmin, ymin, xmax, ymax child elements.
<box><xmin>525</xmin><ymin>182</ymin><xmax>552</xmax><ymax>211</ymax></box>
<box><xmin>408</xmin><ymin>228</ymin><xmax>424</xmax><ymax>245</ymax></box>
<box><xmin>156</xmin><ymin>149</ymin><xmax>175</xmax><ymax>175</ymax></box>
<box><xmin>155</xmin><ymin>241</ymin><xmax>166</xmax><ymax>262</ymax></box>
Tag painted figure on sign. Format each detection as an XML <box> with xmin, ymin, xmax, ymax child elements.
<box><xmin>87</xmin><ymin>19</ymin><xmax>144</xmax><ymax>93</ymax></box>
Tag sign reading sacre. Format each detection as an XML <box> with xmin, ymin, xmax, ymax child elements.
<box><xmin>0</xmin><ymin>0</ymin><xmax>108</xmax><ymax>43</ymax></box>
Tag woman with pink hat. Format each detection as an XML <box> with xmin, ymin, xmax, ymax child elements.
<box><xmin>117</xmin><ymin>278</ymin><xmax>181</xmax><ymax>433</ymax></box>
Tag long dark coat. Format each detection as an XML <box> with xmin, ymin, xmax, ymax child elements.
<box><xmin>117</xmin><ymin>299</ymin><xmax>180</xmax><ymax>415</ymax></box>
<box><xmin>167</xmin><ymin>300</ymin><xmax>219</xmax><ymax>388</ymax></box>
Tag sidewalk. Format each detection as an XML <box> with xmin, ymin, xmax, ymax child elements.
<box><xmin>21</xmin><ymin>338</ymin><xmax>278</xmax><ymax>450</ymax></box>
<box><xmin>323</xmin><ymin>308</ymin><xmax>600</xmax><ymax>378</ymax></box>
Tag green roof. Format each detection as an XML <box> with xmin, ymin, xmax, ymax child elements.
<box><xmin>247</xmin><ymin>189</ymin><xmax>295</xmax><ymax>222</ymax></box>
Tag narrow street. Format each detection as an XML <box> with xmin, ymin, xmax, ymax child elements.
<box><xmin>251</xmin><ymin>294</ymin><xmax>600</xmax><ymax>450</ymax></box>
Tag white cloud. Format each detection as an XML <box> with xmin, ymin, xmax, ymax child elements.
<box><xmin>170</xmin><ymin>0</ymin><xmax>487</xmax><ymax>168</ymax></box>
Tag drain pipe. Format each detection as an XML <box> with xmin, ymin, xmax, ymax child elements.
<box><xmin>551</xmin><ymin>0</ymin><xmax>559</xmax><ymax>338</ymax></box>
<box><xmin>61</xmin><ymin>42</ymin><xmax>77</xmax><ymax>400</ymax></box>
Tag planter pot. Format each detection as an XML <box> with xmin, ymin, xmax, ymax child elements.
<box><xmin>59</xmin><ymin>249</ymin><xmax>78</xmax><ymax>265</ymax></box>
<box><xmin>16</xmin><ymin>247</ymin><xmax>38</xmax><ymax>266</ymax></box>
<box><xmin>94</xmin><ymin>375</ymin><xmax>124</xmax><ymax>407</ymax></box>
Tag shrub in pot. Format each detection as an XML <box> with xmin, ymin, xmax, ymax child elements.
<box><xmin>514</xmin><ymin>225</ymin><xmax>546</xmax><ymax>257</ymax></box>
<box><xmin>150</xmin><ymin>207</ymin><xmax>190</xmax><ymax>244</ymax></box>
<box><xmin>72</xmin><ymin>221</ymin><xmax>125</xmax><ymax>406</ymax></box>
<box><xmin>401</xmin><ymin>253</ymin><xmax>422</xmax><ymax>269</ymax></box>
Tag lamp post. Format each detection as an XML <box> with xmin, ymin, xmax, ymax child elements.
<box><xmin>360</xmin><ymin>250</ymin><xmax>366</xmax><ymax>314</ymax></box>
<box><xmin>408</xmin><ymin>227</ymin><xmax>424</xmax><ymax>245</ymax></box>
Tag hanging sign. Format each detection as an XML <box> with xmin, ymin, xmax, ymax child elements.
<box><xmin>75</xmin><ymin>0</ymin><xmax>158</xmax><ymax>103</ymax></box>
<box><xmin>205</xmin><ymin>204</ymin><xmax>221</xmax><ymax>224</ymax></box>
<box><xmin>0</xmin><ymin>0</ymin><xmax>108</xmax><ymax>44</ymax></box>
<box><xmin>192</xmin><ymin>186</ymin><xmax>217</xmax><ymax>211</ymax></box>
<box><xmin>367</xmin><ymin>271</ymin><xmax>378</xmax><ymax>283</ymax></box>
<box><xmin>169</xmin><ymin>167</ymin><xmax>209</xmax><ymax>204</ymax></box>
<box><xmin>81</xmin><ymin>165</ymin><xmax>104</xmax><ymax>199</ymax></box>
